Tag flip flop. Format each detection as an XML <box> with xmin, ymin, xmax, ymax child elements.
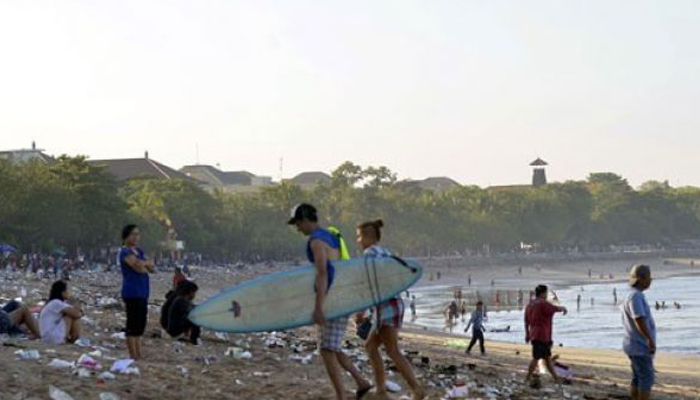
<box><xmin>356</xmin><ymin>385</ymin><xmax>374</xmax><ymax>400</ymax></box>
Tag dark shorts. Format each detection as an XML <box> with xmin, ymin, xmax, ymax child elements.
<box><xmin>629</xmin><ymin>355</ymin><xmax>655</xmax><ymax>392</ymax></box>
<box><xmin>532</xmin><ymin>340</ymin><xmax>553</xmax><ymax>360</ymax></box>
<box><xmin>124</xmin><ymin>298</ymin><xmax>148</xmax><ymax>337</ymax></box>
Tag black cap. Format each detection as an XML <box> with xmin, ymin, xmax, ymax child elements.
<box><xmin>287</xmin><ymin>203</ymin><xmax>318</xmax><ymax>225</ymax></box>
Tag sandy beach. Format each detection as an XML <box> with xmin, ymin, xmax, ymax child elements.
<box><xmin>1</xmin><ymin>254</ymin><xmax>699</xmax><ymax>400</ymax></box>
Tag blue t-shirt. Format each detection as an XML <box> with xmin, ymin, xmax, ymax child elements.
<box><xmin>306</xmin><ymin>228</ymin><xmax>340</xmax><ymax>290</ymax></box>
<box><xmin>621</xmin><ymin>288</ymin><xmax>656</xmax><ymax>356</ymax></box>
<box><xmin>119</xmin><ymin>247</ymin><xmax>150</xmax><ymax>299</ymax></box>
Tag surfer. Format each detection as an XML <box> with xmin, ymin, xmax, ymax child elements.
<box><xmin>119</xmin><ymin>224</ymin><xmax>154</xmax><ymax>361</ymax></box>
<box><xmin>288</xmin><ymin>204</ymin><xmax>373</xmax><ymax>400</ymax></box>
<box><xmin>356</xmin><ymin>220</ymin><xmax>425</xmax><ymax>400</ymax></box>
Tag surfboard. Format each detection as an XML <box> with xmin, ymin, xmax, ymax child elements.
<box><xmin>189</xmin><ymin>255</ymin><xmax>422</xmax><ymax>333</ymax></box>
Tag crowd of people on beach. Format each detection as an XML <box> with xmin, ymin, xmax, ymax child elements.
<box><xmin>0</xmin><ymin>202</ymin><xmax>664</xmax><ymax>400</ymax></box>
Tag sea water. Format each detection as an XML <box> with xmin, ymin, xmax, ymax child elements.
<box><xmin>409</xmin><ymin>276</ymin><xmax>700</xmax><ymax>354</ymax></box>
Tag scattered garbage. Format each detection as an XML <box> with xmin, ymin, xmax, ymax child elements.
<box><xmin>74</xmin><ymin>368</ymin><xmax>92</xmax><ymax>378</ymax></box>
<box><xmin>77</xmin><ymin>354</ymin><xmax>102</xmax><ymax>369</ymax></box>
<box><xmin>110</xmin><ymin>332</ymin><xmax>126</xmax><ymax>340</ymax></box>
<box><xmin>98</xmin><ymin>371</ymin><xmax>117</xmax><ymax>381</ymax></box>
<box><xmin>48</xmin><ymin>359</ymin><xmax>75</xmax><ymax>368</ymax></box>
<box><xmin>288</xmin><ymin>354</ymin><xmax>313</xmax><ymax>365</ymax></box>
<box><xmin>225</xmin><ymin>347</ymin><xmax>252</xmax><ymax>359</ymax></box>
<box><xmin>49</xmin><ymin>385</ymin><xmax>74</xmax><ymax>400</ymax></box>
<box><xmin>75</xmin><ymin>338</ymin><xmax>92</xmax><ymax>347</ymax></box>
<box><xmin>15</xmin><ymin>349</ymin><xmax>40</xmax><ymax>360</ymax></box>
<box><xmin>386</xmin><ymin>380</ymin><xmax>402</xmax><ymax>393</ymax></box>
<box><xmin>110</xmin><ymin>359</ymin><xmax>140</xmax><ymax>375</ymax></box>
<box><xmin>99</xmin><ymin>393</ymin><xmax>120</xmax><ymax>400</ymax></box>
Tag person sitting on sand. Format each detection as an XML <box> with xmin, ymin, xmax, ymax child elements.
<box><xmin>39</xmin><ymin>280</ymin><xmax>83</xmax><ymax>345</ymax></box>
<box><xmin>288</xmin><ymin>204</ymin><xmax>373</xmax><ymax>400</ymax></box>
<box><xmin>622</xmin><ymin>265</ymin><xmax>656</xmax><ymax>400</ymax></box>
<box><xmin>355</xmin><ymin>220</ymin><xmax>425</xmax><ymax>400</ymax></box>
<box><xmin>0</xmin><ymin>300</ymin><xmax>41</xmax><ymax>339</ymax></box>
<box><xmin>525</xmin><ymin>284</ymin><xmax>567</xmax><ymax>386</ymax></box>
<box><xmin>161</xmin><ymin>280</ymin><xmax>201</xmax><ymax>345</ymax></box>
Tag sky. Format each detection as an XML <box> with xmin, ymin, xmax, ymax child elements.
<box><xmin>0</xmin><ymin>0</ymin><xmax>698</xmax><ymax>187</ymax></box>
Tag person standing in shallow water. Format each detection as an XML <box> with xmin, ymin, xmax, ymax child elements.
<box><xmin>622</xmin><ymin>265</ymin><xmax>656</xmax><ymax>400</ymax></box>
<box><xmin>288</xmin><ymin>204</ymin><xmax>372</xmax><ymax>400</ymax></box>
<box><xmin>119</xmin><ymin>224</ymin><xmax>154</xmax><ymax>361</ymax></box>
<box><xmin>356</xmin><ymin>220</ymin><xmax>425</xmax><ymax>400</ymax></box>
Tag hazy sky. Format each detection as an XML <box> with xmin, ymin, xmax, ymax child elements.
<box><xmin>1</xmin><ymin>1</ymin><xmax>698</xmax><ymax>187</ymax></box>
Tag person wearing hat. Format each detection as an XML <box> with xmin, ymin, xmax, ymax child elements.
<box><xmin>287</xmin><ymin>204</ymin><xmax>373</xmax><ymax>400</ymax></box>
<box><xmin>622</xmin><ymin>265</ymin><xmax>656</xmax><ymax>400</ymax></box>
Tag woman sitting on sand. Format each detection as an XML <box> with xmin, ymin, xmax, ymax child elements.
<box><xmin>39</xmin><ymin>280</ymin><xmax>83</xmax><ymax>344</ymax></box>
<box><xmin>161</xmin><ymin>280</ymin><xmax>201</xmax><ymax>345</ymax></box>
<box><xmin>0</xmin><ymin>300</ymin><xmax>41</xmax><ymax>339</ymax></box>
<box><xmin>355</xmin><ymin>220</ymin><xmax>425</xmax><ymax>400</ymax></box>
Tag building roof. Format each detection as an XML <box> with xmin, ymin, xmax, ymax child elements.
<box><xmin>181</xmin><ymin>165</ymin><xmax>254</xmax><ymax>186</ymax></box>
<box><xmin>417</xmin><ymin>177</ymin><xmax>461</xmax><ymax>191</ymax></box>
<box><xmin>529</xmin><ymin>158</ymin><xmax>548</xmax><ymax>167</ymax></box>
<box><xmin>0</xmin><ymin>148</ymin><xmax>54</xmax><ymax>164</ymax></box>
<box><xmin>89</xmin><ymin>157</ymin><xmax>194</xmax><ymax>181</ymax></box>
<box><xmin>290</xmin><ymin>171</ymin><xmax>332</xmax><ymax>185</ymax></box>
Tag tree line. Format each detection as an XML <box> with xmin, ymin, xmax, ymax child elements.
<box><xmin>1</xmin><ymin>157</ymin><xmax>700</xmax><ymax>260</ymax></box>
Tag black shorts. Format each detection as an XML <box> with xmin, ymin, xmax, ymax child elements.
<box><xmin>124</xmin><ymin>298</ymin><xmax>148</xmax><ymax>337</ymax></box>
<box><xmin>532</xmin><ymin>340</ymin><xmax>553</xmax><ymax>360</ymax></box>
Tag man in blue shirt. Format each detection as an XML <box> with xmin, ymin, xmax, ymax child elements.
<box><xmin>288</xmin><ymin>204</ymin><xmax>372</xmax><ymax>400</ymax></box>
<box><xmin>621</xmin><ymin>265</ymin><xmax>656</xmax><ymax>400</ymax></box>
<box><xmin>119</xmin><ymin>224</ymin><xmax>154</xmax><ymax>361</ymax></box>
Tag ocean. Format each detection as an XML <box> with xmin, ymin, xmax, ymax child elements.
<box><xmin>408</xmin><ymin>275</ymin><xmax>700</xmax><ymax>355</ymax></box>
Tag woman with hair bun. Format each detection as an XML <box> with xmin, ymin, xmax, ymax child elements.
<box><xmin>356</xmin><ymin>220</ymin><xmax>424</xmax><ymax>400</ymax></box>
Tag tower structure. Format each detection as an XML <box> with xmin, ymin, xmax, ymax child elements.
<box><xmin>530</xmin><ymin>158</ymin><xmax>548</xmax><ymax>187</ymax></box>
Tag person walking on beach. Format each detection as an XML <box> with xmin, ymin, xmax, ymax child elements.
<box><xmin>622</xmin><ymin>265</ymin><xmax>656</xmax><ymax>400</ymax></box>
<box><xmin>356</xmin><ymin>220</ymin><xmax>425</xmax><ymax>400</ymax></box>
<box><xmin>613</xmin><ymin>288</ymin><xmax>618</xmax><ymax>305</ymax></box>
<box><xmin>119</xmin><ymin>224</ymin><xmax>154</xmax><ymax>361</ymax></box>
<box><xmin>464</xmin><ymin>301</ymin><xmax>486</xmax><ymax>355</ymax></box>
<box><xmin>410</xmin><ymin>296</ymin><xmax>417</xmax><ymax>320</ymax></box>
<box><xmin>288</xmin><ymin>204</ymin><xmax>372</xmax><ymax>400</ymax></box>
<box><xmin>525</xmin><ymin>284</ymin><xmax>567</xmax><ymax>386</ymax></box>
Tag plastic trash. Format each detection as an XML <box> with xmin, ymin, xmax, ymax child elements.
<box><xmin>110</xmin><ymin>332</ymin><xmax>126</xmax><ymax>340</ymax></box>
<box><xmin>49</xmin><ymin>386</ymin><xmax>74</xmax><ymax>400</ymax></box>
<box><xmin>75</xmin><ymin>368</ymin><xmax>92</xmax><ymax>378</ymax></box>
<box><xmin>48</xmin><ymin>359</ymin><xmax>75</xmax><ymax>368</ymax></box>
<box><xmin>386</xmin><ymin>381</ymin><xmax>402</xmax><ymax>393</ymax></box>
<box><xmin>99</xmin><ymin>393</ymin><xmax>120</xmax><ymax>400</ymax></box>
<box><xmin>110</xmin><ymin>359</ymin><xmax>134</xmax><ymax>373</ymax></box>
<box><xmin>98</xmin><ymin>372</ymin><xmax>117</xmax><ymax>381</ymax></box>
<box><xmin>16</xmin><ymin>349</ymin><xmax>40</xmax><ymax>360</ymax></box>
<box><xmin>75</xmin><ymin>338</ymin><xmax>92</xmax><ymax>347</ymax></box>
<box><xmin>288</xmin><ymin>354</ymin><xmax>313</xmax><ymax>365</ymax></box>
<box><xmin>78</xmin><ymin>354</ymin><xmax>102</xmax><ymax>369</ymax></box>
<box><xmin>225</xmin><ymin>347</ymin><xmax>252</xmax><ymax>359</ymax></box>
<box><xmin>88</xmin><ymin>350</ymin><xmax>103</xmax><ymax>358</ymax></box>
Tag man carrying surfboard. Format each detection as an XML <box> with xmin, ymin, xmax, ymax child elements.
<box><xmin>288</xmin><ymin>203</ymin><xmax>373</xmax><ymax>400</ymax></box>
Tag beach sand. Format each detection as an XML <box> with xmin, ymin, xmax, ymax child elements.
<box><xmin>1</xmin><ymin>254</ymin><xmax>699</xmax><ymax>400</ymax></box>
